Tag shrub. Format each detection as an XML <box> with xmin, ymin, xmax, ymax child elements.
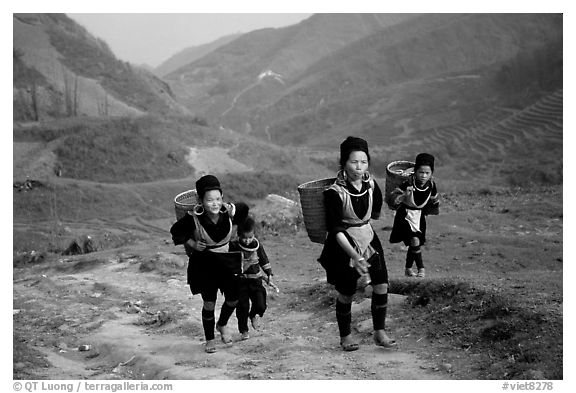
<box><xmin>53</xmin><ymin>117</ymin><xmax>191</xmax><ymax>183</ymax></box>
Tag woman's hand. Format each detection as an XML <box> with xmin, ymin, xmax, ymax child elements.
<box><xmin>402</xmin><ymin>186</ymin><xmax>414</xmax><ymax>202</ymax></box>
<box><xmin>186</xmin><ymin>238</ymin><xmax>206</xmax><ymax>251</ymax></box>
<box><xmin>352</xmin><ymin>256</ymin><xmax>370</xmax><ymax>275</ymax></box>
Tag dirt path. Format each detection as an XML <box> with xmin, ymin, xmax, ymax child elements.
<box><xmin>185</xmin><ymin>146</ymin><xmax>252</xmax><ymax>177</ymax></box>
<box><xmin>13</xmin><ymin>229</ymin><xmax>447</xmax><ymax>380</ymax></box>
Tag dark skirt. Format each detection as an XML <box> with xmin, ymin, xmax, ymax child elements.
<box><xmin>318</xmin><ymin>230</ymin><xmax>388</xmax><ymax>296</ymax></box>
<box><xmin>187</xmin><ymin>251</ymin><xmax>242</xmax><ymax>296</ymax></box>
<box><xmin>389</xmin><ymin>206</ymin><xmax>427</xmax><ymax>246</ymax></box>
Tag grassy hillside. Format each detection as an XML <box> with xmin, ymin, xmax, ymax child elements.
<box><xmin>165</xmin><ymin>14</ymin><xmax>420</xmax><ymax>120</ymax></box>
<box><xmin>13</xmin><ymin>13</ymin><xmax>186</xmax><ymax>121</ymax></box>
<box><xmin>14</xmin><ymin>117</ymin><xmax>196</xmax><ymax>183</ymax></box>
<box><xmin>165</xmin><ymin>14</ymin><xmax>561</xmax><ymax>147</ymax></box>
<box><xmin>45</xmin><ymin>14</ymin><xmax>177</xmax><ymax>114</ymax></box>
<box><xmin>253</xmin><ymin>14</ymin><xmax>562</xmax><ymax>145</ymax></box>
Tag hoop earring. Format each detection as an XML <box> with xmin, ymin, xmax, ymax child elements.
<box><xmin>219</xmin><ymin>203</ymin><xmax>228</xmax><ymax>214</ymax></box>
<box><xmin>363</xmin><ymin>171</ymin><xmax>371</xmax><ymax>182</ymax></box>
<box><xmin>342</xmin><ymin>170</ymin><xmax>348</xmax><ymax>181</ymax></box>
<box><xmin>193</xmin><ymin>204</ymin><xmax>204</xmax><ymax>215</ymax></box>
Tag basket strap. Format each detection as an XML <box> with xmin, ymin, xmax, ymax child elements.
<box><xmin>329</xmin><ymin>181</ymin><xmax>374</xmax><ymax>224</ymax></box>
<box><xmin>191</xmin><ymin>213</ymin><xmax>233</xmax><ymax>248</ymax></box>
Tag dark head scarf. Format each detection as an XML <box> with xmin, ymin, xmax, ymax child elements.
<box><xmin>339</xmin><ymin>136</ymin><xmax>370</xmax><ymax>167</ymax></box>
<box><xmin>415</xmin><ymin>153</ymin><xmax>435</xmax><ymax>172</ymax></box>
<box><xmin>196</xmin><ymin>174</ymin><xmax>222</xmax><ymax>199</ymax></box>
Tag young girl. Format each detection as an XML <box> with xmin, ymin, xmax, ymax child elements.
<box><xmin>229</xmin><ymin>216</ymin><xmax>275</xmax><ymax>340</ymax></box>
<box><xmin>318</xmin><ymin>136</ymin><xmax>396</xmax><ymax>351</ymax></box>
<box><xmin>170</xmin><ymin>175</ymin><xmax>249</xmax><ymax>353</ymax></box>
<box><xmin>389</xmin><ymin>153</ymin><xmax>439</xmax><ymax>278</ymax></box>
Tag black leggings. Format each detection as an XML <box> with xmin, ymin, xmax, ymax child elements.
<box><xmin>236</xmin><ymin>278</ymin><xmax>267</xmax><ymax>332</ymax></box>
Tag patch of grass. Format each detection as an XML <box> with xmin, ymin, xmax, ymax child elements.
<box><xmin>389</xmin><ymin>278</ymin><xmax>562</xmax><ymax>379</ymax></box>
<box><xmin>218</xmin><ymin>171</ymin><xmax>301</xmax><ymax>201</ymax></box>
<box><xmin>288</xmin><ymin>282</ymin><xmax>335</xmax><ymax>311</ymax></box>
<box><xmin>53</xmin><ymin>117</ymin><xmax>191</xmax><ymax>183</ymax></box>
<box><xmin>13</xmin><ymin>334</ymin><xmax>51</xmax><ymax>380</ymax></box>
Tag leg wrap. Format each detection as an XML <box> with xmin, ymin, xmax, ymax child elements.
<box><xmin>236</xmin><ymin>298</ymin><xmax>249</xmax><ymax>333</ymax></box>
<box><xmin>405</xmin><ymin>249</ymin><xmax>415</xmax><ymax>269</ymax></box>
<box><xmin>202</xmin><ymin>308</ymin><xmax>215</xmax><ymax>340</ymax></box>
<box><xmin>217</xmin><ymin>302</ymin><xmax>236</xmax><ymax>327</ymax></box>
<box><xmin>336</xmin><ymin>300</ymin><xmax>352</xmax><ymax>338</ymax></box>
<box><xmin>409</xmin><ymin>245</ymin><xmax>423</xmax><ymax>270</ymax></box>
<box><xmin>371</xmin><ymin>292</ymin><xmax>388</xmax><ymax>330</ymax></box>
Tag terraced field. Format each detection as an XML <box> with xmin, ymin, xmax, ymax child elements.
<box><xmin>386</xmin><ymin>89</ymin><xmax>563</xmax><ymax>185</ymax></box>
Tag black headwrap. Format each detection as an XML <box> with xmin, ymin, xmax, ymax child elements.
<box><xmin>339</xmin><ymin>136</ymin><xmax>370</xmax><ymax>167</ymax></box>
<box><xmin>196</xmin><ymin>174</ymin><xmax>222</xmax><ymax>199</ymax></box>
<box><xmin>415</xmin><ymin>153</ymin><xmax>435</xmax><ymax>172</ymax></box>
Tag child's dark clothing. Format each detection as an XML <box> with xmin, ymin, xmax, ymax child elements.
<box><xmin>389</xmin><ymin>175</ymin><xmax>439</xmax><ymax>273</ymax></box>
<box><xmin>229</xmin><ymin>238</ymin><xmax>272</xmax><ymax>334</ymax></box>
<box><xmin>389</xmin><ymin>176</ymin><xmax>439</xmax><ymax>246</ymax></box>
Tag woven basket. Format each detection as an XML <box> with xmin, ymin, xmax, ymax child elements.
<box><xmin>174</xmin><ymin>189</ymin><xmax>199</xmax><ymax>220</ymax></box>
<box><xmin>297</xmin><ymin>178</ymin><xmax>336</xmax><ymax>244</ymax></box>
<box><xmin>385</xmin><ymin>160</ymin><xmax>414</xmax><ymax>209</ymax></box>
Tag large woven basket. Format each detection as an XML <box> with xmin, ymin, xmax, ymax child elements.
<box><xmin>297</xmin><ymin>178</ymin><xmax>336</xmax><ymax>244</ymax></box>
<box><xmin>385</xmin><ymin>160</ymin><xmax>414</xmax><ymax>209</ymax></box>
<box><xmin>174</xmin><ymin>189</ymin><xmax>199</xmax><ymax>220</ymax></box>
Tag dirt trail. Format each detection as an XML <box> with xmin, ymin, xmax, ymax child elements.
<box><xmin>13</xmin><ymin>229</ymin><xmax>446</xmax><ymax>380</ymax></box>
<box><xmin>185</xmin><ymin>146</ymin><xmax>252</xmax><ymax>177</ymax></box>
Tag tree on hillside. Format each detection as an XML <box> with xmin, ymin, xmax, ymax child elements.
<box><xmin>13</xmin><ymin>49</ymin><xmax>47</xmax><ymax>121</ymax></box>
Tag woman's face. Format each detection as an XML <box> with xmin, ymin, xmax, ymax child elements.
<box><xmin>202</xmin><ymin>190</ymin><xmax>223</xmax><ymax>215</ymax></box>
<box><xmin>414</xmin><ymin>165</ymin><xmax>432</xmax><ymax>186</ymax></box>
<box><xmin>344</xmin><ymin>151</ymin><xmax>369</xmax><ymax>181</ymax></box>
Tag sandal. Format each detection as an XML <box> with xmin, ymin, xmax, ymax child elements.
<box><xmin>405</xmin><ymin>268</ymin><xmax>416</xmax><ymax>277</ymax></box>
<box><xmin>216</xmin><ymin>324</ymin><xmax>233</xmax><ymax>345</ymax></box>
<box><xmin>340</xmin><ymin>335</ymin><xmax>360</xmax><ymax>352</ymax></box>
<box><xmin>373</xmin><ymin>331</ymin><xmax>397</xmax><ymax>348</ymax></box>
<box><xmin>250</xmin><ymin>315</ymin><xmax>261</xmax><ymax>331</ymax></box>
<box><xmin>204</xmin><ymin>339</ymin><xmax>217</xmax><ymax>353</ymax></box>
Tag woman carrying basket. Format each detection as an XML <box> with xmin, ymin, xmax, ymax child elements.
<box><xmin>170</xmin><ymin>175</ymin><xmax>249</xmax><ymax>353</ymax></box>
<box><xmin>318</xmin><ymin>136</ymin><xmax>396</xmax><ymax>351</ymax></box>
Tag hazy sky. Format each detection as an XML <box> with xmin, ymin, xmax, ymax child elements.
<box><xmin>67</xmin><ymin>13</ymin><xmax>312</xmax><ymax>67</ymax></box>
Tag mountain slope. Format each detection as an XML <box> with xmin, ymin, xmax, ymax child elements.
<box><xmin>155</xmin><ymin>33</ymin><xmax>242</xmax><ymax>77</ymax></box>
<box><xmin>165</xmin><ymin>13</ymin><xmax>562</xmax><ymax>150</ymax></box>
<box><xmin>164</xmin><ymin>14</ymin><xmax>421</xmax><ymax>121</ymax></box>
<box><xmin>254</xmin><ymin>13</ymin><xmax>563</xmax><ymax>144</ymax></box>
<box><xmin>13</xmin><ymin>13</ymin><xmax>189</xmax><ymax>121</ymax></box>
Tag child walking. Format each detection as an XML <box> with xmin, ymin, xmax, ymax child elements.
<box><xmin>318</xmin><ymin>136</ymin><xmax>396</xmax><ymax>351</ymax></box>
<box><xmin>229</xmin><ymin>217</ymin><xmax>275</xmax><ymax>340</ymax></box>
<box><xmin>170</xmin><ymin>175</ymin><xmax>249</xmax><ymax>353</ymax></box>
<box><xmin>389</xmin><ymin>153</ymin><xmax>439</xmax><ymax>278</ymax></box>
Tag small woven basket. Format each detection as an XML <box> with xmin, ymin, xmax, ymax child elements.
<box><xmin>385</xmin><ymin>160</ymin><xmax>414</xmax><ymax>209</ymax></box>
<box><xmin>174</xmin><ymin>189</ymin><xmax>199</xmax><ymax>220</ymax></box>
<box><xmin>297</xmin><ymin>178</ymin><xmax>336</xmax><ymax>244</ymax></box>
